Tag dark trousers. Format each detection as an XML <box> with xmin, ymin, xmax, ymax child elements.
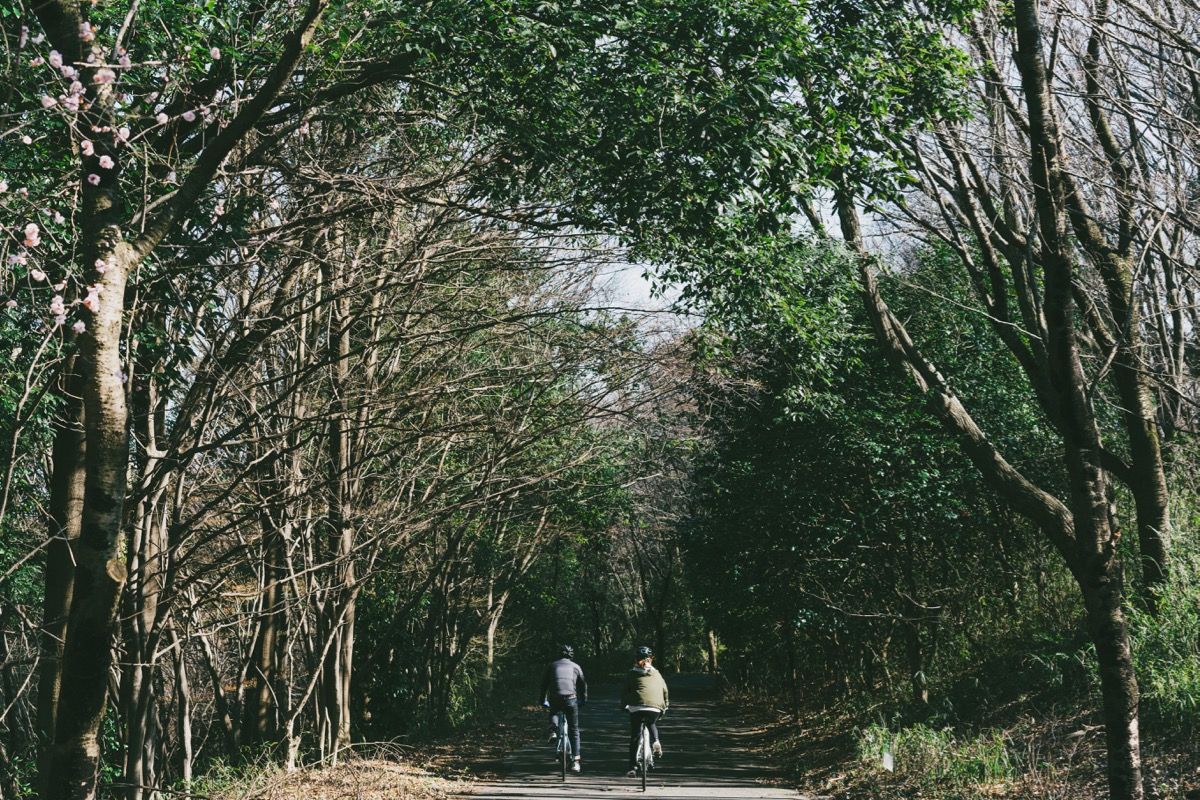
<box><xmin>548</xmin><ymin>696</ymin><xmax>581</xmax><ymax>758</ymax></box>
<box><xmin>627</xmin><ymin>710</ymin><xmax>661</xmax><ymax>768</ymax></box>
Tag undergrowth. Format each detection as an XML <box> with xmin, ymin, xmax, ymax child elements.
<box><xmin>856</xmin><ymin>722</ymin><xmax>1016</xmax><ymax>792</ymax></box>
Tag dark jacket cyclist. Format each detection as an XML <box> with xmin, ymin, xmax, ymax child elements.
<box><xmin>539</xmin><ymin>645</ymin><xmax>587</xmax><ymax>772</ymax></box>
<box><xmin>621</xmin><ymin>645</ymin><xmax>668</xmax><ymax>777</ymax></box>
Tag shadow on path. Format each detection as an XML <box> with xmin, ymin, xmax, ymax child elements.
<box><xmin>463</xmin><ymin>675</ymin><xmax>797</xmax><ymax>800</ymax></box>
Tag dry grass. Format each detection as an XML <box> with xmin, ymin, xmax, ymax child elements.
<box><xmin>202</xmin><ymin>756</ymin><xmax>470</xmax><ymax>800</ymax></box>
<box><xmin>200</xmin><ymin>702</ymin><xmax>542</xmax><ymax>800</ymax></box>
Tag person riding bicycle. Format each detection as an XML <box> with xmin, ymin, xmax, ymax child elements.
<box><xmin>539</xmin><ymin>644</ymin><xmax>587</xmax><ymax>773</ymax></box>
<box><xmin>621</xmin><ymin>645</ymin><xmax>668</xmax><ymax>778</ymax></box>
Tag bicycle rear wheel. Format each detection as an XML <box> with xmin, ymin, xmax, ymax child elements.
<box><xmin>559</xmin><ymin>718</ymin><xmax>569</xmax><ymax>780</ymax></box>
<box><xmin>639</xmin><ymin>722</ymin><xmax>649</xmax><ymax>792</ymax></box>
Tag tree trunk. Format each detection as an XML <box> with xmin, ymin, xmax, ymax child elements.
<box><xmin>1079</xmin><ymin>563</ymin><xmax>1142</xmax><ymax>800</ymax></box>
<box><xmin>318</xmin><ymin>248</ymin><xmax>356</xmax><ymax>762</ymax></box>
<box><xmin>37</xmin><ymin>364</ymin><xmax>86</xmax><ymax>799</ymax></box>
<box><xmin>168</xmin><ymin>627</ymin><xmax>193</xmax><ymax>789</ymax></box>
<box><xmin>43</xmin><ymin>239</ymin><xmax>135</xmax><ymax>800</ymax></box>
<box><xmin>241</xmin><ymin>519</ymin><xmax>285</xmax><ymax>749</ymax></box>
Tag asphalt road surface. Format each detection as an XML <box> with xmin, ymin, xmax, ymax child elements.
<box><xmin>465</xmin><ymin>674</ymin><xmax>798</xmax><ymax>800</ymax></box>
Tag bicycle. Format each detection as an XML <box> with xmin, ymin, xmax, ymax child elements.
<box><xmin>634</xmin><ymin>718</ymin><xmax>654</xmax><ymax>791</ymax></box>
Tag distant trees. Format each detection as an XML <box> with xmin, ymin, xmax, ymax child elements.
<box><xmin>679</xmin><ymin>235</ymin><xmax>1052</xmax><ymax>706</ymax></box>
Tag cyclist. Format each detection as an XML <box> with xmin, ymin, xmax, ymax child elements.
<box><xmin>539</xmin><ymin>644</ymin><xmax>587</xmax><ymax>773</ymax></box>
<box><xmin>621</xmin><ymin>645</ymin><xmax>668</xmax><ymax>778</ymax></box>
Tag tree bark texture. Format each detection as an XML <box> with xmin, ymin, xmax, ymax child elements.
<box><xmin>36</xmin><ymin>364</ymin><xmax>86</xmax><ymax>798</ymax></box>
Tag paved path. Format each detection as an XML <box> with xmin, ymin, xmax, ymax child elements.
<box><xmin>465</xmin><ymin>675</ymin><xmax>798</xmax><ymax>799</ymax></box>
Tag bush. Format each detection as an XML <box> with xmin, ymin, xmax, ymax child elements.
<box><xmin>857</xmin><ymin>721</ymin><xmax>1017</xmax><ymax>794</ymax></box>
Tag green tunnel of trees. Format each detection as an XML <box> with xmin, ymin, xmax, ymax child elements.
<box><xmin>2</xmin><ymin>2</ymin><xmax>1200</xmax><ymax>800</ymax></box>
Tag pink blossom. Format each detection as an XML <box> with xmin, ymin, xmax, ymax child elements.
<box><xmin>95</xmin><ymin>258</ymin><xmax>113</xmax><ymax>274</ymax></box>
<box><xmin>33</xmin><ymin>33</ymin><xmax>44</xmax><ymax>44</ymax></box>
<box><xmin>80</xmin><ymin>139</ymin><xmax>94</xmax><ymax>156</ymax></box>
<box><xmin>21</xmin><ymin>135</ymin><xmax>32</xmax><ymax>145</ymax></box>
<box><xmin>41</xmin><ymin>95</ymin><xmax>57</xmax><ymax>109</ymax></box>
<box><xmin>54</xmin><ymin>314</ymin><xmax>66</xmax><ymax>327</ymax></box>
<box><xmin>53</xmin><ymin>282</ymin><xmax>65</xmax><ymax>291</ymax></box>
<box><xmin>53</xmin><ymin>211</ymin><xmax>65</xmax><ymax>224</ymax></box>
<box><xmin>117</xmin><ymin>126</ymin><xmax>130</xmax><ymax>141</ymax></box>
<box><xmin>87</xmin><ymin>173</ymin><xmax>101</xmax><ymax>185</ymax></box>
<box><xmin>61</xmin><ymin>65</ymin><xmax>78</xmax><ymax>80</ymax></box>
<box><xmin>30</xmin><ymin>269</ymin><xmax>46</xmax><ymax>282</ymax></box>
<box><xmin>94</xmin><ymin>68</ymin><xmax>116</xmax><ymax>84</ymax></box>
<box><xmin>69</xmin><ymin>81</ymin><xmax>84</xmax><ymax>96</ymax></box>
<box><xmin>72</xmin><ymin>320</ymin><xmax>86</xmax><ymax>333</ymax></box>
<box><xmin>24</xmin><ymin>223</ymin><xmax>41</xmax><ymax>247</ymax></box>
<box><xmin>83</xmin><ymin>291</ymin><xmax>101</xmax><ymax>312</ymax></box>
<box><xmin>210</xmin><ymin>47</ymin><xmax>221</xmax><ymax>60</ymax></box>
<box><xmin>155</xmin><ymin>112</ymin><xmax>169</xmax><ymax>125</ymax></box>
<box><xmin>99</xmin><ymin>155</ymin><xmax>115</xmax><ymax>169</ymax></box>
<box><xmin>182</xmin><ymin>110</ymin><xmax>196</xmax><ymax>122</ymax></box>
<box><xmin>79</xmin><ymin>22</ymin><xmax>94</xmax><ymax>41</ymax></box>
<box><xmin>166</xmin><ymin>171</ymin><xmax>177</xmax><ymax>183</ymax></box>
<box><xmin>5</xmin><ymin>300</ymin><xmax>16</xmax><ymax>309</ymax></box>
<box><xmin>49</xmin><ymin>296</ymin><xmax>65</xmax><ymax>315</ymax></box>
<box><xmin>49</xmin><ymin>50</ymin><xmax>63</xmax><ymax>68</ymax></box>
<box><xmin>214</xmin><ymin>200</ymin><xmax>225</xmax><ymax>216</ymax></box>
<box><xmin>29</xmin><ymin>56</ymin><xmax>44</xmax><ymax>66</ymax></box>
<box><xmin>0</xmin><ymin>180</ymin><xmax>7</xmax><ymax>192</ymax></box>
<box><xmin>10</xmin><ymin>254</ymin><xmax>27</xmax><ymax>266</ymax></box>
<box><xmin>119</xmin><ymin>53</ymin><xmax>132</xmax><ymax>69</ymax></box>
<box><xmin>62</xmin><ymin>95</ymin><xmax>79</xmax><ymax>112</ymax></box>
<box><xmin>19</xmin><ymin>27</ymin><xmax>29</xmax><ymax>48</ymax></box>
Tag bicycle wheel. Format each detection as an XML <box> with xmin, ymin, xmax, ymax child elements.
<box><xmin>559</xmin><ymin>719</ymin><xmax>567</xmax><ymax>780</ymax></box>
<box><xmin>639</xmin><ymin>722</ymin><xmax>649</xmax><ymax>792</ymax></box>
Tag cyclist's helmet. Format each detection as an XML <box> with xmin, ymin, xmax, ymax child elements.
<box><xmin>560</xmin><ymin>644</ymin><xmax>575</xmax><ymax>659</ymax></box>
<box><xmin>636</xmin><ymin>646</ymin><xmax>653</xmax><ymax>659</ymax></box>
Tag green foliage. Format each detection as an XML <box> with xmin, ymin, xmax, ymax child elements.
<box><xmin>680</xmin><ymin>236</ymin><xmax>1075</xmax><ymax>723</ymax></box>
<box><xmin>857</xmin><ymin>721</ymin><xmax>1017</xmax><ymax>793</ymax></box>
<box><xmin>1130</xmin><ymin>545</ymin><xmax>1200</xmax><ymax>732</ymax></box>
